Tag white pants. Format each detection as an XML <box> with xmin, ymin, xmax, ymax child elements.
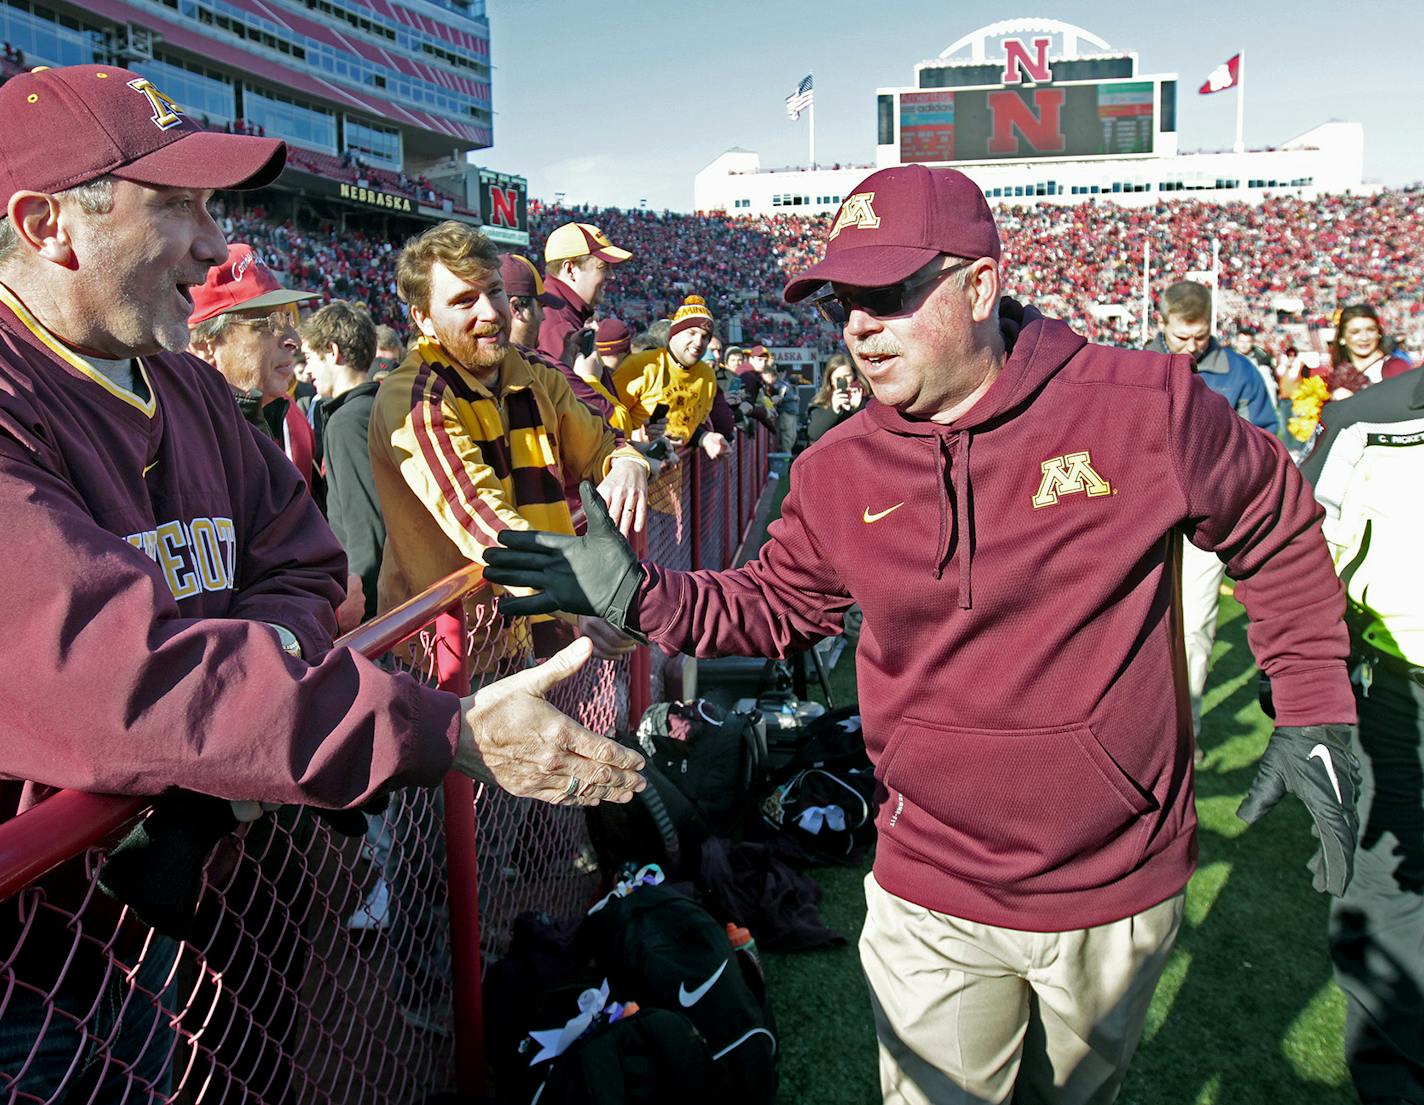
<box><xmin>1180</xmin><ymin>538</ymin><xmax>1228</xmax><ymax>736</ymax></box>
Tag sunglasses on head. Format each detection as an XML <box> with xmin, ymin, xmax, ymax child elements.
<box><xmin>811</xmin><ymin>260</ymin><xmax>972</xmax><ymax>326</ymax></box>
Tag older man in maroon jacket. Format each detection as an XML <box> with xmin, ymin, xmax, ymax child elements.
<box><xmin>488</xmin><ymin>165</ymin><xmax>1361</xmax><ymax>1105</ymax></box>
<box><xmin>0</xmin><ymin>64</ymin><xmax>643</xmax><ymax>1097</ymax></box>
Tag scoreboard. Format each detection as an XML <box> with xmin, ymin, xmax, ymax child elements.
<box><xmin>897</xmin><ymin>79</ymin><xmax>1157</xmax><ymax>163</ymax></box>
<box><xmin>877</xmin><ymin>25</ymin><xmax>1176</xmax><ymax>169</ymax></box>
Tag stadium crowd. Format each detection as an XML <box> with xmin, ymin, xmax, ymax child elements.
<box><xmin>222</xmin><ymin>188</ymin><xmax>1424</xmax><ymax>377</ymax></box>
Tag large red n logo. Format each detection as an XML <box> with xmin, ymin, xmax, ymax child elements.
<box><xmin>987</xmin><ymin>89</ymin><xmax>1066</xmax><ymax>154</ymax></box>
<box><xmin>1001</xmin><ymin>37</ymin><xmax>1053</xmax><ymax>85</ymax></box>
<box><xmin>489</xmin><ymin>186</ymin><xmax>519</xmax><ymax>227</ymax></box>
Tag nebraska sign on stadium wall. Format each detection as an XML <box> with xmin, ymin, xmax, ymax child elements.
<box><xmin>878</xmin><ymin>18</ymin><xmax>1175</xmax><ymax>165</ymax></box>
<box><xmin>476</xmin><ymin>169</ymin><xmax>529</xmax><ymax>247</ymax></box>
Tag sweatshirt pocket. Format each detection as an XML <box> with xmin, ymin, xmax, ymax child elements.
<box><xmin>878</xmin><ymin>717</ymin><xmax>1159</xmax><ymax>892</ymax></box>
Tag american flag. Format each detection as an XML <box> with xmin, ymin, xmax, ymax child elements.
<box><xmin>785</xmin><ymin>74</ymin><xmax>814</xmax><ymax>120</ymax></box>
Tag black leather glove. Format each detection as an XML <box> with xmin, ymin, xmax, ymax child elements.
<box><xmin>484</xmin><ymin>481</ymin><xmax>647</xmax><ymax>639</ymax></box>
<box><xmin>98</xmin><ymin>790</ymin><xmax>239</xmax><ymax>939</ymax></box>
<box><xmin>1237</xmin><ymin>724</ymin><xmax>1361</xmax><ymax>896</ymax></box>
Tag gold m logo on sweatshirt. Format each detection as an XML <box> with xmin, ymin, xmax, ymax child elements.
<box><xmin>828</xmin><ymin>193</ymin><xmax>880</xmax><ymax>240</ymax></box>
<box><xmin>1031</xmin><ymin>450</ymin><xmax>1112</xmax><ymax>508</ymax></box>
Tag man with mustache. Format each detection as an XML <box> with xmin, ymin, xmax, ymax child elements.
<box><xmin>0</xmin><ymin>65</ymin><xmax>645</xmax><ymax>1097</ymax></box>
<box><xmin>485</xmin><ymin>165</ymin><xmax>1360</xmax><ymax>1104</ymax></box>
<box><xmin>369</xmin><ymin>220</ymin><xmax>649</xmax><ymax>663</ymax></box>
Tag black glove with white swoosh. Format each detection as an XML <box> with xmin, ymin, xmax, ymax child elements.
<box><xmin>1237</xmin><ymin>724</ymin><xmax>1360</xmax><ymax>896</ymax></box>
<box><xmin>483</xmin><ymin>481</ymin><xmax>647</xmax><ymax>641</ymax></box>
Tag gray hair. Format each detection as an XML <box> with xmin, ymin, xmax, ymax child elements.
<box><xmin>0</xmin><ymin>177</ymin><xmax>117</xmax><ymax>267</ymax></box>
<box><xmin>189</xmin><ymin>312</ymin><xmax>244</xmax><ymax>348</ymax></box>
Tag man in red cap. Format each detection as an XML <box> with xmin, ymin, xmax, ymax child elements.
<box><xmin>0</xmin><ymin>64</ymin><xmax>644</xmax><ymax>1097</ymax></box>
<box><xmin>485</xmin><ymin>163</ymin><xmax>1360</xmax><ymax>1103</ymax></box>
<box><xmin>188</xmin><ymin>242</ymin><xmax>320</xmax><ymax>488</ymax></box>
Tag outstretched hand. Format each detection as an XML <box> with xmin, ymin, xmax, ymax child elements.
<box><xmin>455</xmin><ymin>636</ymin><xmax>646</xmax><ymax>806</ymax></box>
<box><xmin>484</xmin><ymin>481</ymin><xmax>646</xmax><ymax>638</ymax></box>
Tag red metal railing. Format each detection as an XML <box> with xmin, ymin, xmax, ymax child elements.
<box><xmin>0</xmin><ymin>428</ymin><xmax>773</xmax><ymax>1103</ymax></box>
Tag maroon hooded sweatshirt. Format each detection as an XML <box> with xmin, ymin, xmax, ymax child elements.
<box><xmin>637</xmin><ymin>302</ymin><xmax>1355</xmax><ymax>931</ymax></box>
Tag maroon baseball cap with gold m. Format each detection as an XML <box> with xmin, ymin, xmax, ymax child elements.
<box><xmin>783</xmin><ymin>165</ymin><xmax>1000</xmax><ymax>303</ymax></box>
<box><xmin>0</xmin><ymin>64</ymin><xmax>285</xmax><ymax>210</ymax></box>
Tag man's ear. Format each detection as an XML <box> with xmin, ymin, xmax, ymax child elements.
<box><xmin>409</xmin><ymin>305</ymin><xmax>436</xmax><ymax>342</ymax></box>
<box><xmin>8</xmin><ymin>192</ymin><xmax>74</xmax><ymax>268</ymax></box>
<box><xmin>968</xmin><ymin>259</ymin><xmax>1001</xmax><ymax>324</ymax></box>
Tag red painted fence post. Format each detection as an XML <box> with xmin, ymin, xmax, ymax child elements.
<box><xmin>436</xmin><ymin>605</ymin><xmax>487</xmax><ymax>1099</ymax></box>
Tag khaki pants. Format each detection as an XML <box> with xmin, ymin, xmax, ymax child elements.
<box><xmin>859</xmin><ymin>874</ymin><xmax>1183</xmax><ymax>1105</ymax></box>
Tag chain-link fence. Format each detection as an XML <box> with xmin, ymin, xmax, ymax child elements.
<box><xmin>0</xmin><ymin>428</ymin><xmax>772</xmax><ymax>1103</ymax></box>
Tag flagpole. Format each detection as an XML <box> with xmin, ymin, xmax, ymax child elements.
<box><xmin>1234</xmin><ymin>50</ymin><xmax>1245</xmax><ymax>154</ymax></box>
<box><xmin>1140</xmin><ymin>239</ymin><xmax>1152</xmax><ymax>344</ymax></box>
<box><xmin>1211</xmin><ymin>237</ymin><xmax>1221</xmax><ymax>335</ymax></box>
<box><xmin>809</xmin><ymin>94</ymin><xmax>816</xmax><ymax>169</ymax></box>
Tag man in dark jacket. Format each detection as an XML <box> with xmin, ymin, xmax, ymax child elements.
<box><xmin>486</xmin><ymin>165</ymin><xmax>1361</xmax><ymax>1105</ymax></box>
<box><xmin>300</xmin><ymin>299</ymin><xmax>383</xmax><ymax>621</ymax></box>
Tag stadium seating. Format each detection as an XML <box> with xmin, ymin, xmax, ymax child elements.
<box><xmin>216</xmin><ymin>189</ymin><xmax>1424</xmax><ymax>365</ymax></box>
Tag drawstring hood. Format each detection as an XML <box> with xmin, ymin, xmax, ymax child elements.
<box><xmin>863</xmin><ymin>298</ymin><xmax>1087</xmax><ymax>608</ymax></box>
<box><xmin>952</xmin><ymin>432</ymin><xmax>972</xmax><ymax>608</ymax></box>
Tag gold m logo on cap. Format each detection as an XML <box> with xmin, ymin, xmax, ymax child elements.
<box><xmin>1031</xmin><ymin>450</ymin><xmax>1112</xmax><ymax>508</ymax></box>
<box><xmin>828</xmin><ymin>193</ymin><xmax>880</xmax><ymax>241</ymax></box>
<box><xmin>126</xmin><ymin>78</ymin><xmax>183</xmax><ymax>131</ymax></box>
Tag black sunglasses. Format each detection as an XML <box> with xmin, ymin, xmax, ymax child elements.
<box><xmin>811</xmin><ymin>260</ymin><xmax>972</xmax><ymax>326</ymax></box>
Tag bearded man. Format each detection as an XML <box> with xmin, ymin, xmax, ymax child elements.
<box><xmin>368</xmin><ymin>221</ymin><xmax>648</xmax><ymax>662</ymax></box>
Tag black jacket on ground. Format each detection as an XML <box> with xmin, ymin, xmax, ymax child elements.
<box><xmin>322</xmin><ymin>380</ymin><xmax>384</xmax><ymax>619</ymax></box>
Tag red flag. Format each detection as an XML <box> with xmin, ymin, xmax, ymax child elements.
<box><xmin>1199</xmin><ymin>54</ymin><xmax>1241</xmax><ymax>94</ymax></box>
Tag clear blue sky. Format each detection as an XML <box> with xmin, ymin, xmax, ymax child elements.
<box><xmin>471</xmin><ymin>0</ymin><xmax>1424</xmax><ymax>211</ymax></box>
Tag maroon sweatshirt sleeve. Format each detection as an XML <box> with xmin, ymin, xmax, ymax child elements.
<box><xmin>537</xmin><ymin>309</ymin><xmax>577</xmax><ymax>368</ymax></box>
<box><xmin>0</xmin><ymin>437</ymin><xmax>461</xmax><ymax>808</ymax></box>
<box><xmin>707</xmin><ymin>389</ymin><xmax>736</xmax><ymax>439</ymax></box>
<box><xmin>1167</xmin><ymin>362</ymin><xmax>1356</xmax><ymax>726</ymax></box>
<box><xmin>637</xmin><ymin>470</ymin><xmax>853</xmax><ymax>656</ymax></box>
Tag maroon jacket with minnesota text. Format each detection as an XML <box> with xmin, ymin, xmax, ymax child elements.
<box><xmin>0</xmin><ymin>287</ymin><xmax>460</xmax><ymax>823</ymax></box>
<box><xmin>637</xmin><ymin>301</ymin><xmax>1356</xmax><ymax>931</ymax></box>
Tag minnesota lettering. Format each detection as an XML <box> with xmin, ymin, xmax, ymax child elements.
<box><xmin>126</xmin><ymin>516</ymin><xmax>238</xmax><ymax>599</ymax></box>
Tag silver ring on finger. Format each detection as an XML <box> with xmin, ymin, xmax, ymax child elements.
<box><xmin>563</xmin><ymin>775</ymin><xmax>580</xmax><ymax>799</ymax></box>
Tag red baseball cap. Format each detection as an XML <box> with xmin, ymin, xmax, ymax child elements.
<box><xmin>188</xmin><ymin>244</ymin><xmax>318</xmax><ymax>326</ymax></box>
<box><xmin>783</xmin><ymin>165</ymin><xmax>1000</xmax><ymax>303</ymax></box>
<box><xmin>0</xmin><ymin>64</ymin><xmax>284</xmax><ymax>211</ymax></box>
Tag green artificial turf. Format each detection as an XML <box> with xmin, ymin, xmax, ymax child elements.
<box><xmin>753</xmin><ymin>471</ymin><xmax>1352</xmax><ymax>1103</ymax></box>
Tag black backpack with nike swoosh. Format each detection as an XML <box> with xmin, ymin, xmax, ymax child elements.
<box><xmin>576</xmin><ymin>882</ymin><xmax>778</xmax><ymax>1105</ymax></box>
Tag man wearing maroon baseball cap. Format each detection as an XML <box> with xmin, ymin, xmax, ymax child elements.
<box><xmin>484</xmin><ymin>163</ymin><xmax>1361</xmax><ymax>1104</ymax></box>
<box><xmin>0</xmin><ymin>65</ymin><xmax>646</xmax><ymax>1098</ymax></box>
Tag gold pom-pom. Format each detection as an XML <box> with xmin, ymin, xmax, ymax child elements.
<box><xmin>684</xmin><ymin>295</ymin><xmax>706</xmax><ymax>306</ymax></box>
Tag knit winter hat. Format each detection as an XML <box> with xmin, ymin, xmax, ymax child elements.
<box><xmin>595</xmin><ymin>318</ymin><xmax>632</xmax><ymax>356</ymax></box>
<box><xmin>668</xmin><ymin>295</ymin><xmax>714</xmax><ymax>339</ymax></box>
